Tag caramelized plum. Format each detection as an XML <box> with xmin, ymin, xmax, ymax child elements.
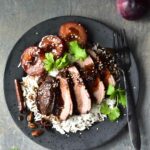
<box><xmin>21</xmin><ymin>46</ymin><xmax>45</xmax><ymax>76</ymax></box>
<box><xmin>59</xmin><ymin>22</ymin><xmax>87</xmax><ymax>45</ymax></box>
<box><xmin>39</xmin><ymin>35</ymin><xmax>65</xmax><ymax>59</ymax></box>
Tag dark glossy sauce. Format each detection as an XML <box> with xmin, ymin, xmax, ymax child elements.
<box><xmin>65</xmin><ymin>27</ymin><xmax>80</xmax><ymax>42</ymax></box>
<box><xmin>92</xmin><ymin>77</ymin><xmax>100</xmax><ymax>92</ymax></box>
<box><xmin>91</xmin><ymin>47</ymin><xmax>120</xmax><ymax>81</ymax></box>
<box><xmin>67</xmin><ymin>71</ymin><xmax>79</xmax><ymax>115</ymax></box>
<box><xmin>70</xmin><ymin>27</ymin><xmax>80</xmax><ymax>36</ymax></box>
<box><xmin>53</xmin><ymin>80</ymin><xmax>64</xmax><ymax>116</ymax></box>
<box><xmin>84</xmin><ymin>64</ymin><xmax>96</xmax><ymax>82</ymax></box>
<box><xmin>75</xmin><ymin>64</ymin><xmax>97</xmax><ymax>103</ymax></box>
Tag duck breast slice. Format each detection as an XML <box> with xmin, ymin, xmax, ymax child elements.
<box><xmin>56</xmin><ymin>75</ymin><xmax>73</xmax><ymax>121</ymax></box>
<box><xmin>68</xmin><ymin>66</ymin><xmax>91</xmax><ymax>114</ymax></box>
<box><xmin>77</xmin><ymin>56</ymin><xmax>105</xmax><ymax>104</ymax></box>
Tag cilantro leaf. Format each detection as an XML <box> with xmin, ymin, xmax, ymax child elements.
<box><xmin>107</xmin><ymin>84</ymin><xmax>115</xmax><ymax>95</ymax></box>
<box><xmin>100</xmin><ymin>102</ymin><xmax>111</xmax><ymax>115</ymax></box>
<box><xmin>69</xmin><ymin>41</ymin><xmax>87</xmax><ymax>60</ymax></box>
<box><xmin>118</xmin><ymin>90</ymin><xmax>127</xmax><ymax>108</ymax></box>
<box><xmin>100</xmin><ymin>84</ymin><xmax>127</xmax><ymax>122</ymax></box>
<box><xmin>100</xmin><ymin>102</ymin><xmax>120</xmax><ymax>121</ymax></box>
<box><xmin>55</xmin><ymin>53</ymin><xmax>69</xmax><ymax>70</ymax></box>
<box><xmin>43</xmin><ymin>53</ymin><xmax>70</xmax><ymax>72</ymax></box>
<box><xmin>43</xmin><ymin>53</ymin><xmax>54</xmax><ymax>72</ymax></box>
<box><xmin>108</xmin><ymin>107</ymin><xmax>120</xmax><ymax>121</ymax></box>
<box><xmin>106</xmin><ymin>84</ymin><xmax>127</xmax><ymax>108</ymax></box>
<box><xmin>109</xmin><ymin>91</ymin><xmax>117</xmax><ymax>99</ymax></box>
<box><xmin>43</xmin><ymin>41</ymin><xmax>88</xmax><ymax>73</ymax></box>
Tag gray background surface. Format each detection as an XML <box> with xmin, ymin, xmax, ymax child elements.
<box><xmin>0</xmin><ymin>0</ymin><xmax>150</xmax><ymax>150</ymax></box>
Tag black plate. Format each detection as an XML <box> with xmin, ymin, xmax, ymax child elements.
<box><xmin>4</xmin><ymin>16</ymin><xmax>139</xmax><ymax>150</ymax></box>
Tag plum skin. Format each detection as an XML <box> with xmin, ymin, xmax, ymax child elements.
<box><xmin>116</xmin><ymin>0</ymin><xmax>148</xmax><ymax>20</ymax></box>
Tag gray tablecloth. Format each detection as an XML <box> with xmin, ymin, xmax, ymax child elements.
<box><xmin>0</xmin><ymin>0</ymin><xmax>150</xmax><ymax>150</ymax></box>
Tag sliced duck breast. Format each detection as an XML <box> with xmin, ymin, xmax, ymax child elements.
<box><xmin>103</xmin><ymin>69</ymin><xmax>116</xmax><ymax>87</ymax></box>
<box><xmin>56</xmin><ymin>75</ymin><xmax>73</xmax><ymax>121</ymax></box>
<box><xmin>87</xmin><ymin>49</ymin><xmax>116</xmax><ymax>87</ymax></box>
<box><xmin>37</xmin><ymin>76</ymin><xmax>58</xmax><ymax>115</ymax></box>
<box><xmin>92</xmin><ymin>77</ymin><xmax>105</xmax><ymax>104</ymax></box>
<box><xmin>77</xmin><ymin>56</ymin><xmax>105</xmax><ymax>104</ymax></box>
<box><xmin>87</xmin><ymin>49</ymin><xmax>104</xmax><ymax>71</ymax></box>
<box><xmin>68</xmin><ymin>66</ymin><xmax>91</xmax><ymax>114</ymax></box>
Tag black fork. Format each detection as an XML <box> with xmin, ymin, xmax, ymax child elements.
<box><xmin>114</xmin><ymin>30</ymin><xmax>141</xmax><ymax>150</ymax></box>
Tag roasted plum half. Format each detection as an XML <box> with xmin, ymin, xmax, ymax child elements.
<box><xmin>59</xmin><ymin>22</ymin><xmax>87</xmax><ymax>45</ymax></box>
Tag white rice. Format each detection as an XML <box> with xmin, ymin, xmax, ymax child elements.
<box><xmin>21</xmin><ymin>75</ymin><xmax>43</xmax><ymax>121</ymax></box>
<box><xmin>21</xmin><ymin>75</ymin><xmax>105</xmax><ymax>134</ymax></box>
<box><xmin>52</xmin><ymin>104</ymin><xmax>105</xmax><ymax>134</ymax></box>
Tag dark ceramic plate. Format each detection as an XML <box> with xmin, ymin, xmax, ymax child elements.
<box><xmin>4</xmin><ymin>16</ymin><xmax>139</xmax><ymax>150</ymax></box>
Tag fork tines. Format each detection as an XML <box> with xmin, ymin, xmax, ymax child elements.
<box><xmin>113</xmin><ymin>29</ymin><xmax>131</xmax><ymax>71</ymax></box>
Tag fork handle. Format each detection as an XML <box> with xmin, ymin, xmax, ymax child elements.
<box><xmin>124</xmin><ymin>71</ymin><xmax>141</xmax><ymax>150</ymax></box>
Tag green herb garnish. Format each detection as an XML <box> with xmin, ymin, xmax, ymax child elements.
<box><xmin>43</xmin><ymin>53</ymin><xmax>54</xmax><ymax>72</ymax></box>
<box><xmin>118</xmin><ymin>89</ymin><xmax>126</xmax><ymax>108</ymax></box>
<box><xmin>43</xmin><ymin>41</ymin><xmax>88</xmax><ymax>73</ymax></box>
<box><xmin>107</xmin><ymin>84</ymin><xmax>115</xmax><ymax>95</ymax></box>
<box><xmin>107</xmin><ymin>84</ymin><xmax>127</xmax><ymax>108</ymax></box>
<box><xmin>69</xmin><ymin>41</ymin><xmax>87</xmax><ymax>61</ymax></box>
<box><xmin>100</xmin><ymin>84</ymin><xmax>127</xmax><ymax>121</ymax></box>
<box><xmin>100</xmin><ymin>102</ymin><xmax>111</xmax><ymax>115</ymax></box>
<box><xmin>108</xmin><ymin>107</ymin><xmax>120</xmax><ymax>121</ymax></box>
<box><xmin>55</xmin><ymin>53</ymin><xmax>70</xmax><ymax>70</ymax></box>
<box><xmin>43</xmin><ymin>53</ymin><xmax>70</xmax><ymax>72</ymax></box>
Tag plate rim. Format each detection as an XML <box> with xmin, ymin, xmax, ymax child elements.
<box><xmin>3</xmin><ymin>15</ymin><xmax>140</xmax><ymax>150</ymax></box>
